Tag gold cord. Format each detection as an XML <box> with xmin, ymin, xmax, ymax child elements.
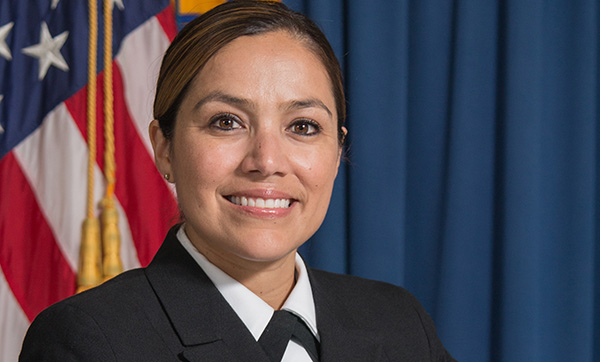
<box><xmin>87</xmin><ymin>0</ymin><xmax>98</xmax><ymax>220</ymax></box>
<box><xmin>101</xmin><ymin>0</ymin><xmax>123</xmax><ymax>281</ymax></box>
<box><xmin>103</xmin><ymin>0</ymin><xmax>115</xmax><ymax>196</ymax></box>
<box><xmin>78</xmin><ymin>0</ymin><xmax>102</xmax><ymax>293</ymax></box>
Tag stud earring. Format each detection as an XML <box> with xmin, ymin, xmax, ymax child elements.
<box><xmin>164</xmin><ymin>174</ymin><xmax>170</xmax><ymax>181</ymax></box>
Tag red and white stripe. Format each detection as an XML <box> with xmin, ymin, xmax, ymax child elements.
<box><xmin>0</xmin><ymin>7</ymin><xmax>178</xmax><ymax>361</ymax></box>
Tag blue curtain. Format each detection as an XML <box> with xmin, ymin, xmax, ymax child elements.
<box><xmin>287</xmin><ymin>1</ymin><xmax>600</xmax><ymax>361</ymax></box>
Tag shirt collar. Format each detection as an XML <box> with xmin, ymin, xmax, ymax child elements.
<box><xmin>176</xmin><ymin>225</ymin><xmax>319</xmax><ymax>342</ymax></box>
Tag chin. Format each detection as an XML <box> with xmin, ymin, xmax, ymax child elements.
<box><xmin>230</xmin><ymin>235</ymin><xmax>303</xmax><ymax>263</ymax></box>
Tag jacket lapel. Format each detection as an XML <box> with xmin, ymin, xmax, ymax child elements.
<box><xmin>144</xmin><ymin>226</ymin><xmax>389</xmax><ymax>361</ymax></box>
<box><xmin>144</xmin><ymin>226</ymin><xmax>269</xmax><ymax>362</ymax></box>
<box><xmin>310</xmin><ymin>269</ymin><xmax>390</xmax><ymax>362</ymax></box>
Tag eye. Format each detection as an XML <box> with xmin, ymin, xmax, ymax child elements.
<box><xmin>210</xmin><ymin>113</ymin><xmax>242</xmax><ymax>131</ymax></box>
<box><xmin>289</xmin><ymin>119</ymin><xmax>321</xmax><ymax>136</ymax></box>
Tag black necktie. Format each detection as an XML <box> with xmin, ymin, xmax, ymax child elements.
<box><xmin>258</xmin><ymin>310</ymin><xmax>320</xmax><ymax>362</ymax></box>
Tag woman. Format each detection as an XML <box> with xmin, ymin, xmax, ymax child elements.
<box><xmin>20</xmin><ymin>1</ymin><xmax>456</xmax><ymax>361</ymax></box>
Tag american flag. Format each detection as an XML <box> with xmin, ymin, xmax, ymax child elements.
<box><xmin>0</xmin><ymin>0</ymin><xmax>178</xmax><ymax>359</ymax></box>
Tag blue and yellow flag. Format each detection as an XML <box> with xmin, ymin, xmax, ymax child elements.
<box><xmin>172</xmin><ymin>0</ymin><xmax>278</xmax><ymax>28</ymax></box>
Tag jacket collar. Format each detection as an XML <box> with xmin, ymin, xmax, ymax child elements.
<box><xmin>144</xmin><ymin>225</ymin><xmax>389</xmax><ymax>362</ymax></box>
<box><xmin>144</xmin><ymin>225</ymin><xmax>269</xmax><ymax>362</ymax></box>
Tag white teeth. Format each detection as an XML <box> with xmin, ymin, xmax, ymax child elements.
<box><xmin>228</xmin><ymin>196</ymin><xmax>291</xmax><ymax>209</ymax></box>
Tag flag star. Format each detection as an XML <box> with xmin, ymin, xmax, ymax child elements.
<box><xmin>51</xmin><ymin>0</ymin><xmax>60</xmax><ymax>9</ymax></box>
<box><xmin>22</xmin><ymin>22</ymin><xmax>69</xmax><ymax>80</ymax></box>
<box><xmin>0</xmin><ymin>22</ymin><xmax>14</xmax><ymax>61</ymax></box>
<box><xmin>112</xmin><ymin>0</ymin><xmax>125</xmax><ymax>11</ymax></box>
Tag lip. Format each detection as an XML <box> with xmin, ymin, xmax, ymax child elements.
<box><xmin>226</xmin><ymin>189</ymin><xmax>295</xmax><ymax>199</ymax></box>
<box><xmin>223</xmin><ymin>189</ymin><xmax>297</xmax><ymax>218</ymax></box>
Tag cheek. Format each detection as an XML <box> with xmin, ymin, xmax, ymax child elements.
<box><xmin>173</xmin><ymin>140</ymin><xmax>243</xmax><ymax>187</ymax></box>
<box><xmin>293</xmin><ymin>146</ymin><xmax>340</xmax><ymax>188</ymax></box>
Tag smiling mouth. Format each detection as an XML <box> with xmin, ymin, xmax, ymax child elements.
<box><xmin>226</xmin><ymin>196</ymin><xmax>292</xmax><ymax>209</ymax></box>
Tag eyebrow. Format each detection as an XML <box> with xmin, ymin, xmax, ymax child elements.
<box><xmin>193</xmin><ymin>91</ymin><xmax>252</xmax><ymax>111</ymax></box>
<box><xmin>194</xmin><ymin>91</ymin><xmax>333</xmax><ymax>118</ymax></box>
<box><xmin>283</xmin><ymin>99</ymin><xmax>333</xmax><ymax>118</ymax></box>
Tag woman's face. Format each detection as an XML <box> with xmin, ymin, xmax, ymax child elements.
<box><xmin>151</xmin><ymin>31</ymin><xmax>344</xmax><ymax>268</ymax></box>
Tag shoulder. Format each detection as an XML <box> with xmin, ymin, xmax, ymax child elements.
<box><xmin>54</xmin><ymin>268</ymin><xmax>150</xmax><ymax>314</ymax></box>
<box><xmin>309</xmin><ymin>268</ymin><xmax>421</xmax><ymax>311</ymax></box>
<box><xmin>309</xmin><ymin>268</ymin><xmax>429</xmax><ymax>332</ymax></box>
<box><xmin>309</xmin><ymin>269</ymin><xmax>457</xmax><ymax>362</ymax></box>
<box><xmin>20</xmin><ymin>269</ymin><xmax>157</xmax><ymax>361</ymax></box>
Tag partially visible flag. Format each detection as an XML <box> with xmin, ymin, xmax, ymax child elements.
<box><xmin>0</xmin><ymin>0</ymin><xmax>178</xmax><ymax>360</ymax></box>
<box><xmin>173</xmin><ymin>0</ymin><xmax>226</xmax><ymax>28</ymax></box>
<box><xmin>171</xmin><ymin>0</ymin><xmax>277</xmax><ymax>29</ymax></box>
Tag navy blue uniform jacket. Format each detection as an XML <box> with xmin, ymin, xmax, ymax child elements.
<box><xmin>20</xmin><ymin>226</ymin><xmax>456</xmax><ymax>361</ymax></box>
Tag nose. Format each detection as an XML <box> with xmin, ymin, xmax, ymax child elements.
<box><xmin>240</xmin><ymin>129</ymin><xmax>290</xmax><ymax>177</ymax></box>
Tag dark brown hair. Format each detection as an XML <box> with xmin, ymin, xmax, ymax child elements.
<box><xmin>153</xmin><ymin>0</ymin><xmax>346</xmax><ymax>145</ymax></box>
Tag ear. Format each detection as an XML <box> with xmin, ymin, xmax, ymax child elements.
<box><xmin>335</xmin><ymin>126</ymin><xmax>348</xmax><ymax>172</ymax></box>
<box><xmin>149</xmin><ymin>120</ymin><xmax>174</xmax><ymax>183</ymax></box>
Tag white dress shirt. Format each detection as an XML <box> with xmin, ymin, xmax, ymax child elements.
<box><xmin>177</xmin><ymin>225</ymin><xmax>319</xmax><ymax>362</ymax></box>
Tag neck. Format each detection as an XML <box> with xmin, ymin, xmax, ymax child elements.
<box><xmin>194</xmin><ymin>243</ymin><xmax>298</xmax><ymax>309</ymax></box>
<box><xmin>234</xmin><ymin>257</ymin><xmax>297</xmax><ymax>309</ymax></box>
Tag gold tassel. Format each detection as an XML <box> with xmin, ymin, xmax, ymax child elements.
<box><xmin>78</xmin><ymin>0</ymin><xmax>99</xmax><ymax>293</ymax></box>
<box><xmin>77</xmin><ymin>218</ymin><xmax>102</xmax><ymax>293</ymax></box>
<box><xmin>100</xmin><ymin>0</ymin><xmax>123</xmax><ymax>282</ymax></box>
<box><xmin>101</xmin><ymin>198</ymin><xmax>123</xmax><ymax>280</ymax></box>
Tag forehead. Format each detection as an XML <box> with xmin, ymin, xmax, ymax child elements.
<box><xmin>184</xmin><ymin>31</ymin><xmax>335</xmax><ymax>109</ymax></box>
<box><xmin>208</xmin><ymin>30</ymin><xmax>321</xmax><ymax>67</ymax></box>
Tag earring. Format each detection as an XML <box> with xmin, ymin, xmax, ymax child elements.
<box><xmin>164</xmin><ymin>174</ymin><xmax>170</xmax><ymax>181</ymax></box>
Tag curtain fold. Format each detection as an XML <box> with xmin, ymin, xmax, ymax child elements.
<box><xmin>289</xmin><ymin>0</ymin><xmax>599</xmax><ymax>361</ymax></box>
